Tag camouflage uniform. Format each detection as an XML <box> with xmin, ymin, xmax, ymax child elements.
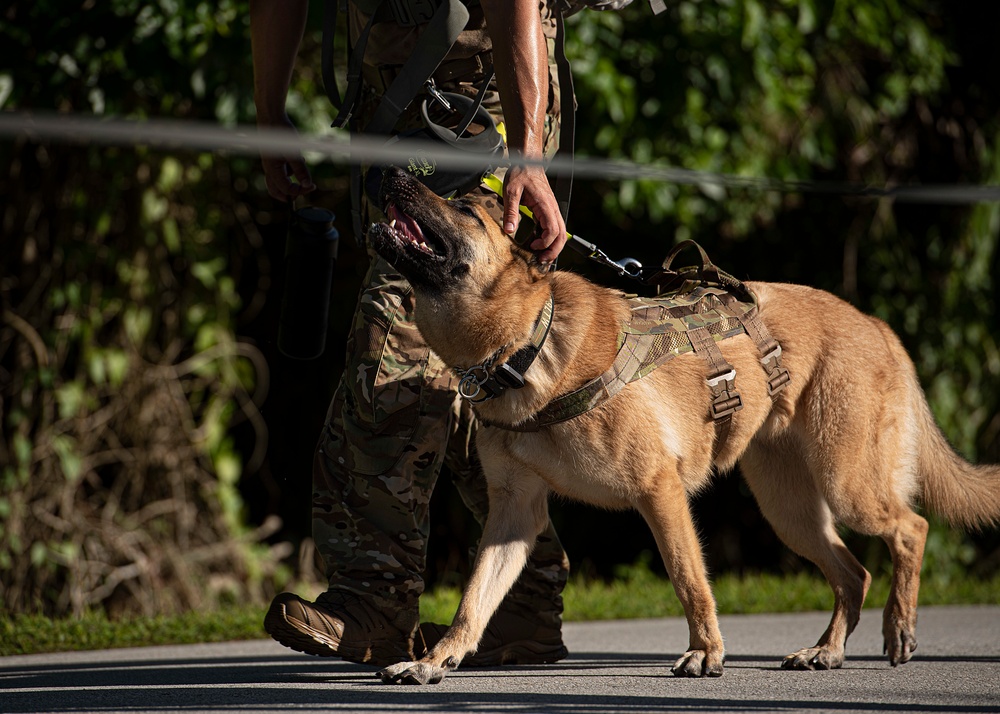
<box><xmin>311</xmin><ymin>0</ymin><xmax>570</xmax><ymax>646</ymax></box>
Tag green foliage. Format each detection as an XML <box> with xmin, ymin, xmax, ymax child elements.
<box><xmin>567</xmin><ymin>0</ymin><xmax>956</xmax><ymax>230</ymax></box>
<box><xmin>0</xmin><ymin>1</ymin><xmax>286</xmax><ymax>617</ymax></box>
<box><xmin>2</xmin><ymin>0</ymin><xmax>252</xmax><ymax>120</ymax></box>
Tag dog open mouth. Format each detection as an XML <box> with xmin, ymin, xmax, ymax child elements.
<box><xmin>382</xmin><ymin>203</ymin><xmax>445</xmax><ymax>260</ymax></box>
<box><xmin>368</xmin><ymin>166</ymin><xmax>478</xmax><ymax>292</ymax></box>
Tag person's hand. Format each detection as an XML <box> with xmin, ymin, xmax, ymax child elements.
<box><xmin>259</xmin><ymin>115</ymin><xmax>316</xmax><ymax>202</ymax></box>
<box><xmin>501</xmin><ymin>163</ymin><xmax>567</xmax><ymax>264</ymax></box>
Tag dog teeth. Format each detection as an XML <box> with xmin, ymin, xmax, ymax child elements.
<box><xmin>389</xmin><ymin>219</ymin><xmax>397</xmax><ymax>228</ymax></box>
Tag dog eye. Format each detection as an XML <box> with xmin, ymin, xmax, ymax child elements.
<box><xmin>452</xmin><ymin>201</ymin><xmax>486</xmax><ymax>229</ymax></box>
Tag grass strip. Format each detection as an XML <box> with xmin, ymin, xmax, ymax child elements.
<box><xmin>420</xmin><ymin>569</ymin><xmax>1000</xmax><ymax>623</ymax></box>
<box><xmin>4</xmin><ymin>570</ymin><xmax>998</xmax><ymax>657</ymax></box>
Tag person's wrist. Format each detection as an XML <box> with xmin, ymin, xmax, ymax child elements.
<box><xmin>253</xmin><ymin>100</ymin><xmax>290</xmax><ymax>127</ymax></box>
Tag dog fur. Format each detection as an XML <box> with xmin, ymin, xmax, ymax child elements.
<box><xmin>368</xmin><ymin>167</ymin><xmax>1000</xmax><ymax>684</ymax></box>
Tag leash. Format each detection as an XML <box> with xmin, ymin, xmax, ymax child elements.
<box><xmin>480</xmin><ymin>172</ymin><xmax>645</xmax><ymax>280</ymax></box>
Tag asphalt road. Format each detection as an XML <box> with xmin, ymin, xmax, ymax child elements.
<box><xmin>2</xmin><ymin>605</ymin><xmax>998</xmax><ymax>713</ymax></box>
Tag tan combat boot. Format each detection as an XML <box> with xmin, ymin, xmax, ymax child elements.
<box><xmin>265</xmin><ymin>590</ymin><xmax>567</xmax><ymax>667</ymax></box>
<box><xmin>264</xmin><ymin>590</ymin><xmax>417</xmax><ymax>666</ymax></box>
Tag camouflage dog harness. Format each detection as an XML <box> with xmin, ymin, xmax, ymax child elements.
<box><xmin>482</xmin><ymin>241</ymin><xmax>791</xmax><ymax>442</ymax></box>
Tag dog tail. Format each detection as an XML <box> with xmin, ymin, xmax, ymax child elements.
<box><xmin>917</xmin><ymin>386</ymin><xmax>1000</xmax><ymax>531</ymax></box>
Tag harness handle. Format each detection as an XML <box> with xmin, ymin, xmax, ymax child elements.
<box><xmin>645</xmin><ymin>239</ymin><xmax>751</xmax><ymax>300</ymax></box>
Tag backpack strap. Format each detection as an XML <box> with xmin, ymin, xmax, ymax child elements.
<box><xmin>327</xmin><ymin>0</ymin><xmax>474</xmax><ymax>240</ymax></box>
<box><xmin>321</xmin><ymin>0</ymin><xmax>343</xmax><ymax>110</ymax></box>
<box><xmin>330</xmin><ymin>0</ymin><xmax>471</xmax><ymax>133</ymax></box>
<box><xmin>365</xmin><ymin>0</ymin><xmax>471</xmax><ymax>134</ymax></box>
<box><xmin>551</xmin><ymin>10</ymin><xmax>575</xmax><ymax>222</ymax></box>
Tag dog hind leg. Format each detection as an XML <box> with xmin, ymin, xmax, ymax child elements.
<box><xmin>876</xmin><ymin>509</ymin><xmax>928</xmax><ymax>665</ymax></box>
<box><xmin>741</xmin><ymin>438</ymin><xmax>872</xmax><ymax>670</ymax></box>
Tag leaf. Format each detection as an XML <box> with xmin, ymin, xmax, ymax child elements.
<box><xmin>51</xmin><ymin>436</ymin><xmax>83</xmax><ymax>482</ymax></box>
<box><xmin>55</xmin><ymin>382</ymin><xmax>86</xmax><ymax>420</ymax></box>
<box><xmin>214</xmin><ymin>451</ymin><xmax>241</xmax><ymax>485</ymax></box>
<box><xmin>12</xmin><ymin>434</ymin><xmax>31</xmax><ymax>467</ymax></box>
<box><xmin>30</xmin><ymin>542</ymin><xmax>47</xmax><ymax>568</ymax></box>
<box><xmin>105</xmin><ymin>350</ymin><xmax>130</xmax><ymax>387</ymax></box>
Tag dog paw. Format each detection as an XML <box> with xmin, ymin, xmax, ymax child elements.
<box><xmin>376</xmin><ymin>661</ymin><xmax>448</xmax><ymax>685</ymax></box>
<box><xmin>670</xmin><ymin>649</ymin><xmax>725</xmax><ymax>677</ymax></box>
<box><xmin>883</xmin><ymin>626</ymin><xmax>917</xmax><ymax>666</ymax></box>
<box><xmin>781</xmin><ymin>646</ymin><xmax>844</xmax><ymax>671</ymax></box>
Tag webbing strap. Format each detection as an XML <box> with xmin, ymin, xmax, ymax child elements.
<box><xmin>331</xmin><ymin>0</ymin><xmax>471</xmax><ymax>240</ymax></box>
<box><xmin>366</xmin><ymin>0</ymin><xmax>470</xmax><ymax>134</ymax></box>
<box><xmin>456</xmin><ymin>294</ymin><xmax>555</xmax><ymax>402</ymax></box>
<box><xmin>453</xmin><ymin>65</ymin><xmax>495</xmax><ymax>137</ymax></box>
<box><xmin>716</xmin><ymin>296</ymin><xmax>791</xmax><ymax>399</ymax></box>
<box><xmin>551</xmin><ymin>11</ymin><xmax>575</xmax><ymax>222</ymax></box>
<box><xmin>688</xmin><ymin>325</ymin><xmax>742</xmax><ymax>458</ymax></box>
<box><xmin>332</xmin><ymin>0</ymin><xmax>392</xmax><ymax>130</ymax></box>
<box><xmin>321</xmin><ymin>0</ymin><xmax>342</xmax><ymax>109</ymax></box>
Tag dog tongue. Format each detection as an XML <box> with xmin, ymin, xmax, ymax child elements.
<box><xmin>387</xmin><ymin>205</ymin><xmax>425</xmax><ymax>245</ymax></box>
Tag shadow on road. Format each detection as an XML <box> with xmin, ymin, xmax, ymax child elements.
<box><xmin>2</xmin><ymin>650</ymin><xmax>998</xmax><ymax>714</ymax></box>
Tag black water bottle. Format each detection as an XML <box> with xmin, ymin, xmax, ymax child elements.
<box><xmin>277</xmin><ymin>207</ymin><xmax>339</xmax><ymax>360</ymax></box>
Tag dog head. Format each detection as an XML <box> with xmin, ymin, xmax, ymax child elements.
<box><xmin>368</xmin><ymin>167</ymin><xmax>546</xmax><ymax>296</ymax></box>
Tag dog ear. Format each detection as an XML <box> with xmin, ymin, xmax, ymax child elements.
<box><xmin>508</xmin><ymin>241</ymin><xmax>552</xmax><ymax>281</ymax></box>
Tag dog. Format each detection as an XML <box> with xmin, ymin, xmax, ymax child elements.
<box><xmin>367</xmin><ymin>166</ymin><xmax>1000</xmax><ymax>684</ymax></box>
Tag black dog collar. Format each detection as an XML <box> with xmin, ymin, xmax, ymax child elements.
<box><xmin>455</xmin><ymin>293</ymin><xmax>554</xmax><ymax>403</ymax></box>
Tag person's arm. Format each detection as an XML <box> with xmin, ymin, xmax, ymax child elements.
<box><xmin>250</xmin><ymin>0</ymin><xmax>316</xmax><ymax>201</ymax></box>
<box><xmin>480</xmin><ymin>0</ymin><xmax>567</xmax><ymax>263</ymax></box>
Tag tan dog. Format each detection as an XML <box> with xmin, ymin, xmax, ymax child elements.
<box><xmin>368</xmin><ymin>167</ymin><xmax>1000</xmax><ymax>684</ymax></box>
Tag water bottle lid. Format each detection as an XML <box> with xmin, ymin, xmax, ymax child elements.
<box><xmin>294</xmin><ymin>207</ymin><xmax>337</xmax><ymax>236</ymax></box>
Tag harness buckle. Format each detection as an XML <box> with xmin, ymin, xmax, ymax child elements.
<box><xmin>767</xmin><ymin>368</ymin><xmax>791</xmax><ymax>396</ymax></box>
<box><xmin>706</xmin><ymin>368</ymin><xmax>736</xmax><ymax>388</ymax></box>
<box><xmin>760</xmin><ymin>344</ymin><xmax>782</xmax><ymax>370</ymax></box>
<box><xmin>711</xmin><ymin>393</ymin><xmax>743</xmax><ymax>420</ymax></box>
<box><xmin>706</xmin><ymin>367</ymin><xmax>743</xmax><ymax>420</ymax></box>
<box><xmin>760</xmin><ymin>343</ymin><xmax>790</xmax><ymax>396</ymax></box>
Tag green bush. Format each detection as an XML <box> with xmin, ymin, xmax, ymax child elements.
<box><xmin>0</xmin><ymin>1</ymin><xmax>290</xmax><ymax>617</ymax></box>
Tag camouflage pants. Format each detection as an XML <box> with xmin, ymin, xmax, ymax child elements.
<box><xmin>312</xmin><ymin>252</ymin><xmax>569</xmax><ymax>627</ymax></box>
<box><xmin>312</xmin><ymin>4</ymin><xmax>570</xmax><ymax>628</ymax></box>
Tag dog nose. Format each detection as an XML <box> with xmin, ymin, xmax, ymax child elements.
<box><xmin>365</xmin><ymin>166</ymin><xmax>414</xmax><ymax>212</ymax></box>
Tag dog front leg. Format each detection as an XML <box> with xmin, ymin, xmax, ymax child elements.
<box><xmin>377</xmin><ymin>473</ymin><xmax>551</xmax><ymax>685</ymax></box>
<box><xmin>637</xmin><ymin>473</ymin><xmax>726</xmax><ymax>678</ymax></box>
